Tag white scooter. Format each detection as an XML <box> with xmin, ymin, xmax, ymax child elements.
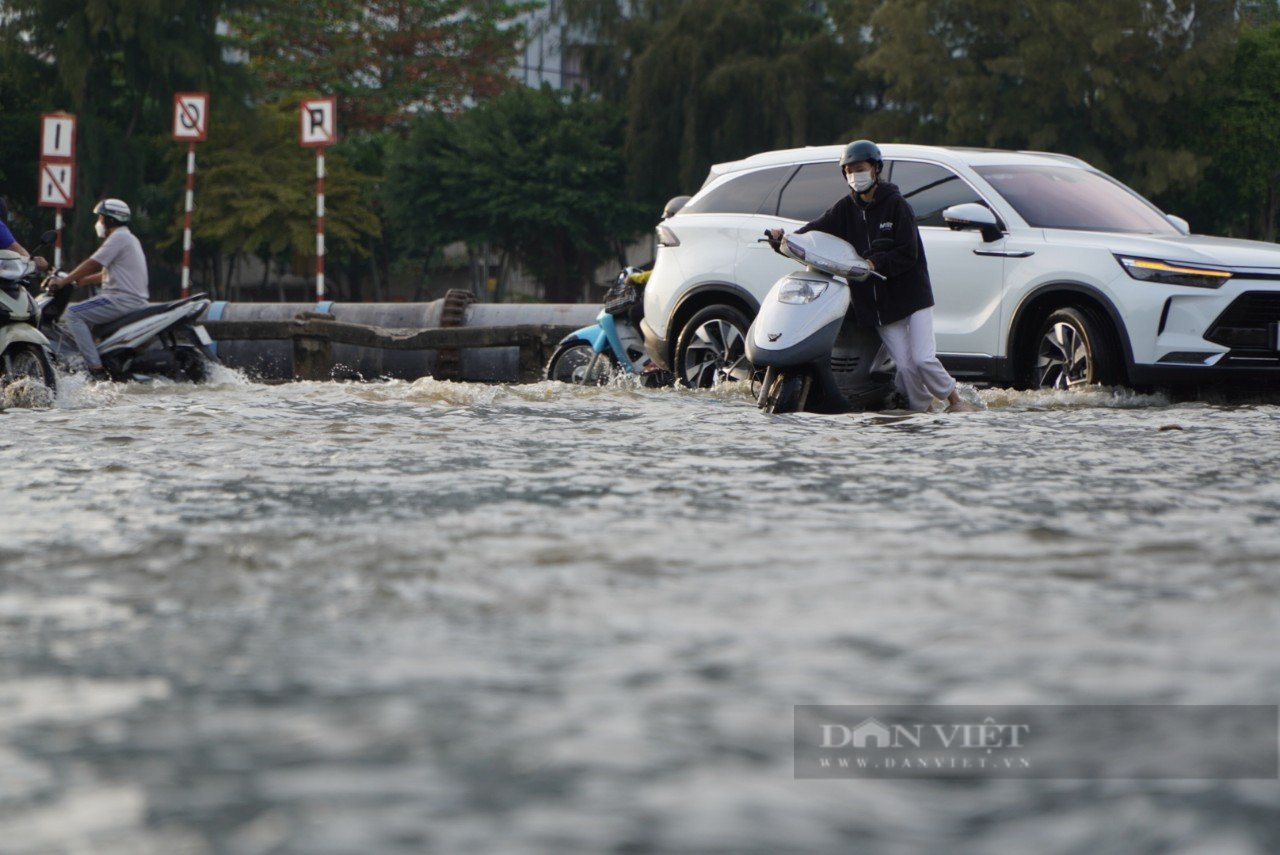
<box><xmin>0</xmin><ymin>241</ymin><xmax>58</xmax><ymax>393</ymax></box>
<box><xmin>745</xmin><ymin>231</ymin><xmax>896</xmax><ymax>414</ymax></box>
<box><xmin>37</xmin><ymin>274</ymin><xmax>219</xmax><ymax>383</ymax></box>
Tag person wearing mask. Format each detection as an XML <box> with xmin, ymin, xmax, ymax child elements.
<box><xmin>0</xmin><ymin>197</ymin><xmax>49</xmax><ymax>272</ymax></box>
<box><xmin>770</xmin><ymin>140</ymin><xmax>977</xmax><ymax>413</ymax></box>
<box><xmin>48</xmin><ymin>199</ymin><xmax>149</xmax><ymax>381</ymax></box>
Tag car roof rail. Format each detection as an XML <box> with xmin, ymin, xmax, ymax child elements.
<box><xmin>1016</xmin><ymin>150</ymin><xmax>1094</xmax><ymax>169</ymax></box>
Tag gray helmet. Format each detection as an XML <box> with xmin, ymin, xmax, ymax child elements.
<box><xmin>840</xmin><ymin>140</ymin><xmax>883</xmax><ymax>172</ymax></box>
<box><xmin>93</xmin><ymin>198</ymin><xmax>131</xmax><ymax>226</ymax></box>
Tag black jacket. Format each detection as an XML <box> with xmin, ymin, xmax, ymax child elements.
<box><xmin>797</xmin><ymin>181</ymin><xmax>934</xmax><ymax>327</ymax></box>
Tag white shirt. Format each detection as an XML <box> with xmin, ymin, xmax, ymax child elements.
<box><xmin>90</xmin><ymin>227</ymin><xmax>149</xmax><ymax>301</ymax></box>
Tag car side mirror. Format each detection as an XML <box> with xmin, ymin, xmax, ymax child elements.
<box><xmin>1166</xmin><ymin>214</ymin><xmax>1190</xmax><ymax>236</ymax></box>
<box><xmin>662</xmin><ymin>195</ymin><xmax>691</xmax><ymax>220</ymax></box>
<box><xmin>943</xmin><ymin>203</ymin><xmax>1003</xmax><ymax>243</ymax></box>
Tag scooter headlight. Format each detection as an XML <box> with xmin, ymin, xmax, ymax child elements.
<box><xmin>778</xmin><ymin>279</ymin><xmax>829</xmax><ymax>305</ymax></box>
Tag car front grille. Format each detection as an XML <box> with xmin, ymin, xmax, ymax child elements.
<box><xmin>1205</xmin><ymin>292</ymin><xmax>1280</xmax><ymax>351</ymax></box>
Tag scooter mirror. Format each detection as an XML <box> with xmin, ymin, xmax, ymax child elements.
<box><xmin>39</xmin><ymin>230</ymin><xmax>57</xmax><ymax>246</ymax></box>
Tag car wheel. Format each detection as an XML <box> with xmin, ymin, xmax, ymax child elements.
<box><xmin>674</xmin><ymin>304</ymin><xmax>752</xmax><ymax>389</ymax></box>
<box><xmin>1031</xmin><ymin>307</ymin><xmax>1119</xmax><ymax>390</ymax></box>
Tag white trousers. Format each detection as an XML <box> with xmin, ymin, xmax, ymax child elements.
<box><xmin>877</xmin><ymin>307</ymin><xmax>957</xmax><ymax>411</ymax></box>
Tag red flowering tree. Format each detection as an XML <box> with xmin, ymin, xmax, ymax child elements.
<box><xmin>230</xmin><ymin>0</ymin><xmax>539</xmax><ymax>131</ymax></box>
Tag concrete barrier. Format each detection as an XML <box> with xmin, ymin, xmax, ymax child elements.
<box><xmin>204</xmin><ymin>291</ymin><xmax>601</xmax><ymax>382</ymax></box>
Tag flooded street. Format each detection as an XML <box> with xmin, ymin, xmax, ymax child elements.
<box><xmin>2</xmin><ymin>373</ymin><xmax>1279</xmax><ymax>854</ymax></box>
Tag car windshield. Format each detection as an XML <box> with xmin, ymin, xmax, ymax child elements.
<box><xmin>974</xmin><ymin>164</ymin><xmax>1180</xmax><ymax>235</ymax></box>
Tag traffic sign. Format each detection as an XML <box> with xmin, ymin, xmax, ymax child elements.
<box><xmin>40</xmin><ymin>113</ymin><xmax>76</xmax><ymax>160</ymax></box>
<box><xmin>300</xmin><ymin>98</ymin><xmax>337</xmax><ymax>147</ymax></box>
<box><xmin>173</xmin><ymin>93</ymin><xmax>209</xmax><ymax>141</ymax></box>
<box><xmin>38</xmin><ymin>160</ymin><xmax>75</xmax><ymax>208</ymax></box>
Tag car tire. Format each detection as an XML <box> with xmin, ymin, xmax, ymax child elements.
<box><xmin>674</xmin><ymin>304</ymin><xmax>752</xmax><ymax>389</ymax></box>
<box><xmin>1028</xmin><ymin>306</ymin><xmax>1120</xmax><ymax>390</ymax></box>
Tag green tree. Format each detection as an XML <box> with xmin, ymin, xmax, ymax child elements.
<box><xmin>557</xmin><ymin>0</ymin><xmax>691</xmax><ymax>102</ymax></box>
<box><xmin>854</xmin><ymin>0</ymin><xmax>1242</xmax><ymax>198</ymax></box>
<box><xmin>228</xmin><ymin>0</ymin><xmax>540</xmax><ymax>131</ymax></box>
<box><xmin>624</xmin><ymin>0</ymin><xmax>869</xmax><ymax>204</ymax></box>
<box><xmin>0</xmin><ymin>49</ymin><xmax>59</xmax><ymax>241</ymax></box>
<box><xmin>163</xmin><ymin>99</ymin><xmax>380</xmax><ymax>300</ymax></box>
<box><xmin>1180</xmin><ymin>22</ymin><xmax>1280</xmax><ymax>240</ymax></box>
<box><xmin>387</xmin><ymin>86</ymin><xmax>651</xmax><ymax>302</ymax></box>
<box><xmin>0</xmin><ymin>0</ymin><xmax>252</xmax><ymax>262</ymax></box>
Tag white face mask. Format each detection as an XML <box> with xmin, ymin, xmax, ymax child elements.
<box><xmin>94</xmin><ymin>221</ymin><xmax>107</xmax><ymax>239</ymax></box>
<box><xmin>847</xmin><ymin>170</ymin><xmax>876</xmax><ymax>194</ymax></box>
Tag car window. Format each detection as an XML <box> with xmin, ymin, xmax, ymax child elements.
<box><xmin>888</xmin><ymin>160</ymin><xmax>985</xmax><ymax>227</ymax></box>
<box><xmin>776</xmin><ymin>162</ymin><xmax>849</xmax><ymax>221</ymax></box>
<box><xmin>682</xmin><ymin>165</ymin><xmax>794</xmax><ymax>216</ymax></box>
<box><xmin>974</xmin><ymin>164</ymin><xmax>1181</xmax><ymax>234</ymax></box>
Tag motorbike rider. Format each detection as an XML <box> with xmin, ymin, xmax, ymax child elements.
<box><xmin>48</xmin><ymin>199</ymin><xmax>149</xmax><ymax>381</ymax></box>
<box><xmin>0</xmin><ymin>197</ymin><xmax>49</xmax><ymax>272</ymax></box>
<box><xmin>770</xmin><ymin>141</ymin><xmax>977</xmax><ymax>413</ymax></box>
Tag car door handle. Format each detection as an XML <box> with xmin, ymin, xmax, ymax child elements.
<box><xmin>973</xmin><ymin>249</ymin><xmax>1035</xmax><ymax>258</ymax></box>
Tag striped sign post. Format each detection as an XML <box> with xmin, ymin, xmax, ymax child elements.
<box><xmin>39</xmin><ymin>112</ymin><xmax>77</xmax><ymax>269</ymax></box>
<box><xmin>301</xmin><ymin>98</ymin><xmax>337</xmax><ymax>300</ymax></box>
<box><xmin>173</xmin><ymin>93</ymin><xmax>209</xmax><ymax>299</ymax></box>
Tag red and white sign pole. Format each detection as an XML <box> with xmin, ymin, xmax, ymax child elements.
<box><xmin>54</xmin><ymin>210</ymin><xmax>64</xmax><ymax>270</ymax></box>
<box><xmin>173</xmin><ymin>93</ymin><xmax>209</xmax><ymax>298</ymax></box>
<box><xmin>39</xmin><ymin>112</ymin><xmax>77</xmax><ymax>269</ymax></box>
<box><xmin>316</xmin><ymin>147</ymin><xmax>326</xmax><ymax>299</ymax></box>
<box><xmin>181</xmin><ymin>142</ymin><xmax>197</xmax><ymax>298</ymax></box>
<box><xmin>301</xmin><ymin>98</ymin><xmax>337</xmax><ymax>300</ymax></box>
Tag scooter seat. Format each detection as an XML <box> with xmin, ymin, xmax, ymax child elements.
<box><xmin>92</xmin><ymin>295</ymin><xmax>207</xmax><ymax>339</ymax></box>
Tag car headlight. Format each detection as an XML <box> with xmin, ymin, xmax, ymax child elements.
<box><xmin>778</xmin><ymin>279</ymin><xmax>828</xmax><ymax>304</ymax></box>
<box><xmin>1115</xmin><ymin>255</ymin><xmax>1232</xmax><ymax>289</ymax></box>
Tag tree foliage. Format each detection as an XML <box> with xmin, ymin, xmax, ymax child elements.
<box><xmin>624</xmin><ymin>0</ymin><xmax>869</xmax><ymax>205</ymax></box>
<box><xmin>0</xmin><ymin>0</ymin><xmax>251</xmax><ymax>260</ymax></box>
<box><xmin>227</xmin><ymin>0</ymin><xmax>540</xmax><ymax>131</ymax></box>
<box><xmin>7</xmin><ymin>0</ymin><xmax>1280</xmax><ymax>304</ymax></box>
<box><xmin>387</xmin><ymin>85</ymin><xmax>651</xmax><ymax>301</ymax></box>
<box><xmin>1179</xmin><ymin>22</ymin><xmax>1280</xmax><ymax>240</ymax></box>
<box><xmin>164</xmin><ymin>100</ymin><xmax>380</xmax><ymax>274</ymax></box>
<box><xmin>851</xmin><ymin>0</ymin><xmax>1241</xmax><ymax>197</ymax></box>
<box><xmin>557</xmin><ymin>0</ymin><xmax>691</xmax><ymax>102</ymax></box>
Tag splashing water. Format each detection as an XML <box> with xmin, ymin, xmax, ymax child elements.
<box><xmin>2</xmin><ymin>371</ymin><xmax>1278</xmax><ymax>854</ymax></box>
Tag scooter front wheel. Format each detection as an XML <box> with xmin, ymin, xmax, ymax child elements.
<box><xmin>546</xmin><ymin>341</ymin><xmax>617</xmax><ymax>385</ymax></box>
<box><xmin>762</xmin><ymin>371</ymin><xmax>808</xmax><ymax>414</ymax></box>
<box><xmin>2</xmin><ymin>343</ymin><xmax>57</xmax><ymax>394</ymax></box>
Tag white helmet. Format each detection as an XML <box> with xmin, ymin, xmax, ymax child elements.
<box><xmin>93</xmin><ymin>198</ymin><xmax>131</xmax><ymax>226</ymax></box>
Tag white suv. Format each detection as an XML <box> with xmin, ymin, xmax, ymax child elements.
<box><xmin>642</xmin><ymin>144</ymin><xmax>1280</xmax><ymax>390</ymax></box>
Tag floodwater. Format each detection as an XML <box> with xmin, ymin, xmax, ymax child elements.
<box><xmin>1</xmin><ymin>370</ymin><xmax>1278</xmax><ymax>854</ymax></box>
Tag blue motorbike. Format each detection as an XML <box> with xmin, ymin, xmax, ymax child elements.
<box><xmin>545</xmin><ymin>267</ymin><xmax>672</xmax><ymax>387</ymax></box>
